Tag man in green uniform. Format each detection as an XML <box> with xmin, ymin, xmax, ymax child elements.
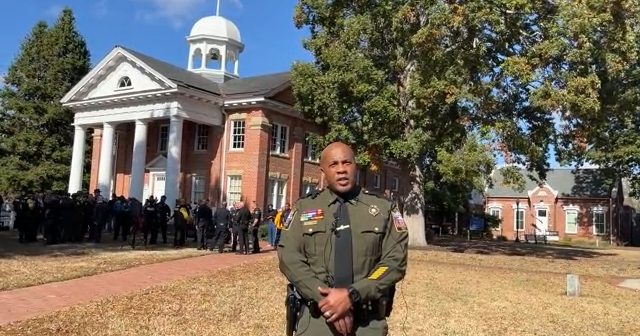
<box><xmin>278</xmin><ymin>142</ymin><xmax>409</xmax><ymax>336</ymax></box>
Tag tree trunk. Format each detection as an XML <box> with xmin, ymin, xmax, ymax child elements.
<box><xmin>403</xmin><ymin>163</ymin><xmax>427</xmax><ymax>246</ymax></box>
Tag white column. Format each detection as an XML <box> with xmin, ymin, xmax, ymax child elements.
<box><xmin>97</xmin><ymin>122</ymin><xmax>115</xmax><ymax>196</ymax></box>
<box><xmin>129</xmin><ymin>120</ymin><xmax>148</xmax><ymax>201</ymax></box>
<box><xmin>67</xmin><ymin>125</ymin><xmax>86</xmax><ymax>194</ymax></box>
<box><xmin>165</xmin><ymin>116</ymin><xmax>183</xmax><ymax>209</ymax></box>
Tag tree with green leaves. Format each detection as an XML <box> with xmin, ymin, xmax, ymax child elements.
<box><xmin>291</xmin><ymin>1</ymin><xmax>557</xmax><ymax>245</ymax></box>
<box><xmin>527</xmin><ymin>0</ymin><xmax>640</xmax><ymax>196</ymax></box>
<box><xmin>0</xmin><ymin>7</ymin><xmax>90</xmax><ymax>193</ymax></box>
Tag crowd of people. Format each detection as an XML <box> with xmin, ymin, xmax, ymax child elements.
<box><xmin>0</xmin><ymin>189</ymin><xmax>293</xmax><ymax>253</ymax></box>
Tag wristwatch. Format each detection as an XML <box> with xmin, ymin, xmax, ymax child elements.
<box><xmin>347</xmin><ymin>286</ymin><xmax>361</xmax><ymax>305</ymax></box>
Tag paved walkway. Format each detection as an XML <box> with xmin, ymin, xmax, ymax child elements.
<box><xmin>618</xmin><ymin>278</ymin><xmax>640</xmax><ymax>290</ymax></box>
<box><xmin>0</xmin><ymin>248</ymin><xmax>275</xmax><ymax>325</ymax></box>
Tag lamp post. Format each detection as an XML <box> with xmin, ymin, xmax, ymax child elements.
<box><xmin>515</xmin><ymin>198</ymin><xmax>521</xmax><ymax>243</ymax></box>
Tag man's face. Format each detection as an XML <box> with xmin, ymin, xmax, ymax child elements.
<box><xmin>321</xmin><ymin>144</ymin><xmax>356</xmax><ymax>194</ymax></box>
<box><xmin>285</xmin><ymin>203</ymin><xmax>290</xmax><ymax>211</ymax></box>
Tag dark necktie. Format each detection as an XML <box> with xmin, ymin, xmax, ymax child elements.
<box><xmin>333</xmin><ymin>199</ymin><xmax>354</xmax><ymax>288</ymax></box>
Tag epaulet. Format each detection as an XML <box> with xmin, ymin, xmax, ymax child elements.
<box><xmin>301</xmin><ymin>188</ymin><xmax>323</xmax><ymax>200</ymax></box>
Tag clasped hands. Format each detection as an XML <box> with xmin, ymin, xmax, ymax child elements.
<box><xmin>317</xmin><ymin>287</ymin><xmax>353</xmax><ymax>335</ymax></box>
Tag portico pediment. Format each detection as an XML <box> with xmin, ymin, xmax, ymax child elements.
<box><xmin>146</xmin><ymin>155</ymin><xmax>167</xmax><ymax>171</ymax></box>
<box><xmin>61</xmin><ymin>46</ymin><xmax>177</xmax><ymax>105</ymax></box>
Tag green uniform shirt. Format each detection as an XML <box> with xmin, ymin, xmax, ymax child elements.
<box><xmin>277</xmin><ymin>187</ymin><xmax>409</xmax><ymax>303</ymax></box>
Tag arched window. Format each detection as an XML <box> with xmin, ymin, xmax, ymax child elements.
<box><xmin>117</xmin><ymin>76</ymin><xmax>132</xmax><ymax>88</ymax></box>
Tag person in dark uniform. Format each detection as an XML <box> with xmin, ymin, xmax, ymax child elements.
<box><xmin>265</xmin><ymin>204</ymin><xmax>277</xmax><ymax>247</ymax></box>
<box><xmin>230</xmin><ymin>202</ymin><xmax>239</xmax><ymax>252</ymax></box>
<box><xmin>14</xmin><ymin>196</ymin><xmax>26</xmax><ymax>243</ymax></box>
<box><xmin>157</xmin><ymin>195</ymin><xmax>172</xmax><ymax>244</ymax></box>
<box><xmin>235</xmin><ymin>201</ymin><xmax>251</xmax><ymax>255</ymax></box>
<box><xmin>172</xmin><ymin>198</ymin><xmax>189</xmax><ymax>247</ymax></box>
<box><xmin>195</xmin><ymin>199</ymin><xmax>213</xmax><ymax>250</ymax></box>
<box><xmin>59</xmin><ymin>193</ymin><xmax>75</xmax><ymax>243</ymax></box>
<box><xmin>27</xmin><ymin>194</ymin><xmax>42</xmax><ymax>243</ymax></box>
<box><xmin>43</xmin><ymin>191</ymin><xmax>61</xmax><ymax>245</ymax></box>
<box><xmin>112</xmin><ymin>196</ymin><xmax>125</xmax><ymax>241</ymax></box>
<box><xmin>69</xmin><ymin>193</ymin><xmax>84</xmax><ymax>242</ymax></box>
<box><xmin>278</xmin><ymin>142</ymin><xmax>409</xmax><ymax>336</ymax></box>
<box><xmin>211</xmin><ymin>201</ymin><xmax>231</xmax><ymax>253</ymax></box>
<box><xmin>128</xmin><ymin>197</ymin><xmax>143</xmax><ymax>244</ymax></box>
<box><xmin>92</xmin><ymin>196</ymin><xmax>110</xmax><ymax>243</ymax></box>
<box><xmin>191</xmin><ymin>201</ymin><xmax>199</xmax><ymax>242</ymax></box>
<box><xmin>143</xmin><ymin>196</ymin><xmax>159</xmax><ymax>244</ymax></box>
<box><xmin>83</xmin><ymin>195</ymin><xmax>96</xmax><ymax>241</ymax></box>
<box><xmin>106</xmin><ymin>193</ymin><xmax>118</xmax><ymax>233</ymax></box>
<box><xmin>250</xmin><ymin>201</ymin><xmax>262</xmax><ymax>253</ymax></box>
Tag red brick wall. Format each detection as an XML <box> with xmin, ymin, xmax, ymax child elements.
<box><xmin>485</xmin><ymin>184</ymin><xmax>612</xmax><ymax>240</ymax></box>
<box><xmin>89</xmin><ymin>129</ymin><xmax>102</xmax><ymax>193</ymax></box>
<box><xmin>88</xmin><ymin>107</ymin><xmax>410</xmax><ymax>205</ymax></box>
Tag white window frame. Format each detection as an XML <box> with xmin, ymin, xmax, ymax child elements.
<box><xmin>116</xmin><ymin>76</ymin><xmax>132</xmax><ymax>89</ymax></box>
<box><xmin>563</xmin><ymin>204</ymin><xmax>580</xmax><ymax>234</ymax></box>
<box><xmin>194</xmin><ymin>124</ymin><xmax>209</xmax><ymax>151</ymax></box>
<box><xmin>226</xmin><ymin>175</ymin><xmax>242</xmax><ymax>204</ymax></box>
<box><xmin>490</xmin><ymin>208</ymin><xmax>502</xmax><ymax>229</ymax></box>
<box><xmin>191</xmin><ymin>175</ymin><xmax>206</xmax><ymax>202</ymax></box>
<box><xmin>271</xmin><ymin>123</ymin><xmax>289</xmax><ymax>155</ymax></box>
<box><xmin>229</xmin><ymin>120</ymin><xmax>245</xmax><ymax>150</ymax></box>
<box><xmin>513</xmin><ymin>207</ymin><xmax>525</xmax><ymax>231</ymax></box>
<box><xmin>486</xmin><ymin>203</ymin><xmax>503</xmax><ymax>229</ymax></box>
<box><xmin>268</xmin><ymin>178</ymin><xmax>287</xmax><ymax>209</ymax></box>
<box><xmin>390</xmin><ymin>176</ymin><xmax>399</xmax><ymax>191</ymax></box>
<box><xmin>157</xmin><ymin>124</ymin><xmax>169</xmax><ymax>152</ymax></box>
<box><xmin>301</xmin><ymin>182</ymin><xmax>317</xmax><ymax>197</ymax></box>
<box><xmin>304</xmin><ymin>133</ymin><xmax>319</xmax><ymax>161</ymax></box>
<box><xmin>592</xmin><ymin>205</ymin><xmax>607</xmax><ymax>235</ymax></box>
<box><xmin>373</xmin><ymin>173</ymin><xmax>381</xmax><ymax>189</ymax></box>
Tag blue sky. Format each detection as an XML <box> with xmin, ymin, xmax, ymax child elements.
<box><xmin>0</xmin><ymin>0</ymin><xmax>580</xmax><ymax>168</ymax></box>
<box><xmin>0</xmin><ymin>0</ymin><xmax>312</xmax><ymax>78</ymax></box>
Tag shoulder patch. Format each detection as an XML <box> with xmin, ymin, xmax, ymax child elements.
<box><xmin>391</xmin><ymin>204</ymin><xmax>407</xmax><ymax>232</ymax></box>
<box><xmin>283</xmin><ymin>208</ymin><xmax>297</xmax><ymax>230</ymax></box>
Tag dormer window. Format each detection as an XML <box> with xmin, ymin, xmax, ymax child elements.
<box><xmin>117</xmin><ymin>76</ymin><xmax>132</xmax><ymax>88</ymax></box>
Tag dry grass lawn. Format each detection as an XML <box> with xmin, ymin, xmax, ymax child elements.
<box><xmin>0</xmin><ymin>234</ymin><xmax>207</xmax><ymax>291</ymax></box>
<box><xmin>2</xmin><ymin>242</ymin><xmax>640</xmax><ymax>336</ymax></box>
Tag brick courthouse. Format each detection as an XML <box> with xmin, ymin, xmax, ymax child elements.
<box><xmin>62</xmin><ymin>15</ymin><xmax>405</xmax><ymax>209</ymax></box>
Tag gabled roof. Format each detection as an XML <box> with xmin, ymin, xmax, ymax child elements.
<box><xmin>487</xmin><ymin>168</ymin><xmax>617</xmax><ymax>198</ymax></box>
<box><xmin>117</xmin><ymin>46</ymin><xmax>291</xmax><ymax>100</ymax></box>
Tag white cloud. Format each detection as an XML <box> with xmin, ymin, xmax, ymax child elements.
<box><xmin>135</xmin><ymin>0</ymin><xmax>209</xmax><ymax>28</ymax></box>
<box><xmin>135</xmin><ymin>0</ymin><xmax>242</xmax><ymax>28</ymax></box>
<box><xmin>226</xmin><ymin>0</ymin><xmax>243</xmax><ymax>11</ymax></box>
<box><xmin>44</xmin><ymin>5</ymin><xmax>63</xmax><ymax>18</ymax></box>
<box><xmin>93</xmin><ymin>0</ymin><xmax>108</xmax><ymax>17</ymax></box>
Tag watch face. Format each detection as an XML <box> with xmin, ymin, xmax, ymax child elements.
<box><xmin>349</xmin><ymin>288</ymin><xmax>360</xmax><ymax>302</ymax></box>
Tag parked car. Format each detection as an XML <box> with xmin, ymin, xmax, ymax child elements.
<box><xmin>0</xmin><ymin>204</ymin><xmax>14</xmax><ymax>230</ymax></box>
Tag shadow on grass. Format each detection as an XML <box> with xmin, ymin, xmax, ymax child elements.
<box><xmin>0</xmin><ymin>230</ymin><xmax>195</xmax><ymax>259</ymax></box>
<box><xmin>413</xmin><ymin>236</ymin><xmax>618</xmax><ymax>261</ymax></box>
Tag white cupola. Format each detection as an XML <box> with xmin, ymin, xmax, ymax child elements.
<box><xmin>186</xmin><ymin>14</ymin><xmax>244</xmax><ymax>83</ymax></box>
